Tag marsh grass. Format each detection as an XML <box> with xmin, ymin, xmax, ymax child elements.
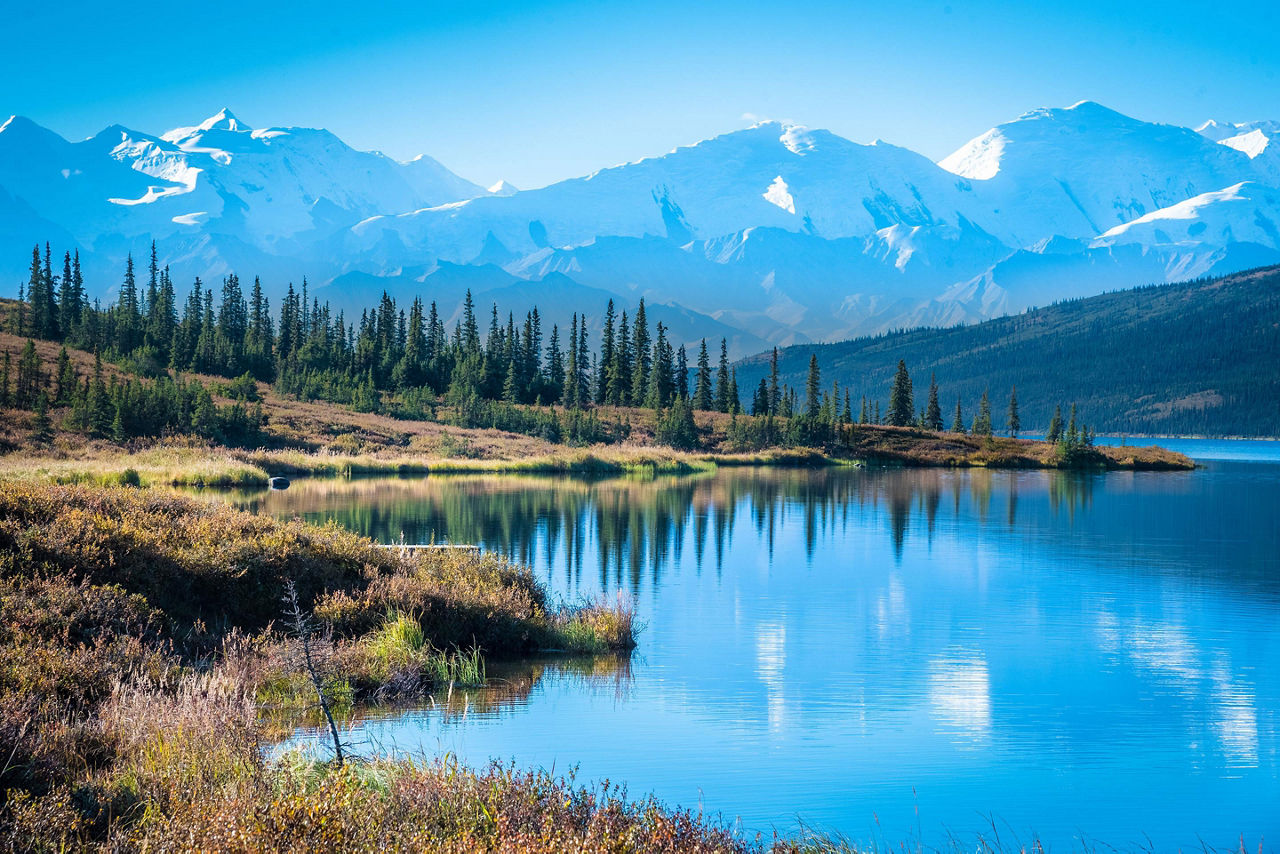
<box><xmin>548</xmin><ymin>593</ymin><xmax>640</xmax><ymax>654</ymax></box>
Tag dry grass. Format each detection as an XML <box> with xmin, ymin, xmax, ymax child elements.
<box><xmin>0</xmin><ymin>479</ymin><xmax>763</xmax><ymax>853</ymax></box>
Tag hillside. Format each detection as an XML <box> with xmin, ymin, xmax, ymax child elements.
<box><xmin>737</xmin><ymin>265</ymin><xmax>1280</xmax><ymax>437</ymax></box>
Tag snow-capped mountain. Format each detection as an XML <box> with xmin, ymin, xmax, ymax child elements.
<box><xmin>1</xmin><ymin>102</ymin><xmax>1278</xmax><ymax>353</ymax></box>
<box><xmin>0</xmin><ymin>108</ymin><xmax>488</xmax><ymax>277</ymax></box>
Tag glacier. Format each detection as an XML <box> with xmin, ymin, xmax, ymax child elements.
<box><xmin>1</xmin><ymin>102</ymin><xmax>1278</xmax><ymax>354</ymax></box>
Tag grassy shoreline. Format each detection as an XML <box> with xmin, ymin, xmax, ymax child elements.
<box><xmin>0</xmin><ymin>425</ymin><xmax>1192</xmax><ymax>490</ymax></box>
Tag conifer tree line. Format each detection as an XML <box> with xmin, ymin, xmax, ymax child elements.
<box><xmin>836</xmin><ymin>358</ymin><xmax>1096</xmax><ymax>449</ymax></box>
<box><xmin>5</xmin><ymin>244</ymin><xmax>1100</xmax><ymax>452</ymax></box>
<box><xmin>4</xmin><ymin>244</ymin><xmax>758</xmax><ymax>447</ymax></box>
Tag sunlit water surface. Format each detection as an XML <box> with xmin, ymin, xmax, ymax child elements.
<box><xmin>216</xmin><ymin>439</ymin><xmax>1280</xmax><ymax>850</ymax></box>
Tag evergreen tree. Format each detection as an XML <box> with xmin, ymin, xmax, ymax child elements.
<box><xmin>952</xmin><ymin>398</ymin><xmax>966</xmax><ymax>434</ymax></box>
<box><xmin>597</xmin><ymin>300</ymin><xmax>615</xmax><ymax>405</ymax></box>
<box><xmin>924</xmin><ymin>373</ymin><xmax>943</xmax><ymax>431</ymax></box>
<box><xmin>145</xmin><ymin>242</ymin><xmax>159</xmax><ymax>320</ymax></box>
<box><xmin>1046</xmin><ymin>405</ymin><xmax>1063</xmax><ymax>444</ymax></box>
<box><xmin>546</xmin><ymin>324</ymin><xmax>563</xmax><ymax>403</ymax></box>
<box><xmin>460</xmin><ymin>290</ymin><xmax>481</xmax><ymax>357</ymax></box>
<box><xmin>654</xmin><ymin>394</ymin><xmax>698</xmax><ymax>450</ymax></box>
<box><xmin>693</xmin><ymin>339</ymin><xmax>713</xmax><ymax>410</ymax></box>
<box><xmin>714</xmin><ymin>338</ymin><xmax>730</xmax><ymax>413</ymax></box>
<box><xmin>607</xmin><ymin>310</ymin><xmax>630</xmax><ymax>406</ymax></box>
<box><xmin>973</xmin><ymin>389</ymin><xmax>993</xmax><ymax>436</ymax></box>
<box><xmin>887</xmin><ymin>360</ymin><xmax>914</xmax><ymax>426</ymax></box>
<box><xmin>752</xmin><ymin>378</ymin><xmax>769</xmax><ymax>415</ymax></box>
<box><xmin>30</xmin><ymin>391</ymin><xmax>53</xmax><ymax>444</ymax></box>
<box><xmin>54</xmin><ymin>346</ymin><xmax>75</xmax><ymax>404</ymax></box>
<box><xmin>58</xmin><ymin>250</ymin><xmax>81</xmax><ymax>337</ymax></box>
<box><xmin>804</xmin><ymin>354</ymin><xmax>821</xmax><ymax>418</ymax></box>
<box><xmin>675</xmin><ymin>344</ymin><xmax>689</xmax><ymax>400</ymax></box>
<box><xmin>117</xmin><ymin>253</ymin><xmax>140</xmax><ymax>351</ymax></box>
<box><xmin>768</xmin><ymin>347</ymin><xmax>781</xmax><ymax>416</ymax></box>
<box><xmin>88</xmin><ymin>353</ymin><xmax>111</xmax><ymax>437</ymax></box>
<box><xmin>1007</xmin><ymin>386</ymin><xmax>1021</xmax><ymax>438</ymax></box>
<box><xmin>1066</xmin><ymin>403</ymin><xmax>1079</xmax><ymax>445</ymax></box>
<box><xmin>15</xmin><ymin>340</ymin><xmax>42</xmax><ymax>409</ymax></box>
<box><xmin>630</xmin><ymin>300</ymin><xmax>651</xmax><ymax>406</ymax></box>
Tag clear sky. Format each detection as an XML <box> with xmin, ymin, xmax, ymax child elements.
<box><xmin>3</xmin><ymin>0</ymin><xmax>1278</xmax><ymax>189</ymax></box>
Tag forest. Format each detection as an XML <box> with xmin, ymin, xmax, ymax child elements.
<box><xmin>738</xmin><ymin>265</ymin><xmax>1280</xmax><ymax>437</ymax></box>
<box><xmin>5</xmin><ymin>241</ymin><xmax>1110</xmax><ymax>456</ymax></box>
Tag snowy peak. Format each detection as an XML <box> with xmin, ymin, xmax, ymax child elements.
<box><xmin>1197</xmin><ymin>119</ymin><xmax>1280</xmax><ymax>142</ymax></box>
<box><xmin>488</xmin><ymin>180</ymin><xmax>518</xmax><ymax>196</ymax></box>
<box><xmin>198</xmin><ymin>107</ymin><xmax>249</xmax><ymax>133</ymax></box>
<box><xmin>162</xmin><ymin>108</ymin><xmax>254</xmax><ymax>148</ymax></box>
<box><xmin>937</xmin><ymin>100</ymin><xmax>1264</xmax><ymax>243</ymax></box>
<box><xmin>941</xmin><ymin>100</ymin><xmax>1164</xmax><ymax>179</ymax></box>
<box><xmin>1096</xmin><ymin>182</ymin><xmax>1280</xmax><ymax>250</ymax></box>
<box><xmin>1222</xmin><ymin>129</ymin><xmax>1273</xmax><ymax>159</ymax></box>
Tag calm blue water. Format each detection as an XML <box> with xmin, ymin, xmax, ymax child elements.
<box><xmin>245</xmin><ymin>439</ymin><xmax>1280</xmax><ymax>851</ymax></box>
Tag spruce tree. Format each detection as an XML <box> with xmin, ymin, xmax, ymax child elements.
<box><xmin>54</xmin><ymin>347</ymin><xmax>75</xmax><ymax>404</ymax></box>
<box><xmin>15</xmin><ymin>340</ymin><xmax>42</xmax><ymax>409</ymax></box>
<box><xmin>546</xmin><ymin>324</ymin><xmax>563</xmax><ymax>403</ymax></box>
<box><xmin>630</xmin><ymin>300</ymin><xmax>650</xmax><ymax>406</ymax></box>
<box><xmin>924</xmin><ymin>373</ymin><xmax>943</xmax><ymax>431</ymax></box>
<box><xmin>973</xmin><ymin>389</ymin><xmax>993</xmax><ymax>436</ymax></box>
<box><xmin>752</xmin><ymin>378</ymin><xmax>769</xmax><ymax>415</ymax></box>
<box><xmin>714</xmin><ymin>338</ymin><xmax>731</xmax><ymax>413</ymax></box>
<box><xmin>768</xmin><ymin>347</ymin><xmax>781</xmax><ymax>416</ymax></box>
<box><xmin>598</xmin><ymin>300</ymin><xmax>615</xmax><ymax>405</ymax></box>
<box><xmin>58</xmin><ymin>250</ymin><xmax>80</xmax><ymax>337</ymax></box>
<box><xmin>1007</xmin><ymin>386</ymin><xmax>1021</xmax><ymax>438</ymax></box>
<box><xmin>118</xmin><ymin>253</ymin><xmax>139</xmax><ymax>351</ymax></box>
<box><xmin>952</xmin><ymin>398</ymin><xmax>966</xmax><ymax>434</ymax></box>
<box><xmin>693</xmin><ymin>339</ymin><xmax>712</xmax><ymax>410</ymax></box>
<box><xmin>31</xmin><ymin>391</ymin><xmax>53</xmax><ymax>444</ymax></box>
<box><xmin>675</xmin><ymin>344</ymin><xmax>689</xmax><ymax>400</ymax></box>
<box><xmin>608</xmin><ymin>310</ymin><xmax>630</xmax><ymax>406</ymax></box>
<box><xmin>1046</xmin><ymin>405</ymin><xmax>1063</xmax><ymax>444</ymax></box>
<box><xmin>805</xmin><ymin>354</ymin><xmax>821</xmax><ymax>418</ymax></box>
<box><xmin>563</xmin><ymin>314</ymin><xmax>580</xmax><ymax>408</ymax></box>
<box><xmin>887</xmin><ymin>359</ymin><xmax>914</xmax><ymax>426</ymax></box>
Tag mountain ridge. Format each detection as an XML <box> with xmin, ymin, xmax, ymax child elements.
<box><xmin>2</xmin><ymin>103</ymin><xmax>1279</xmax><ymax>353</ymax></box>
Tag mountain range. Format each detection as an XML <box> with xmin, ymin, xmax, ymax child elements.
<box><xmin>2</xmin><ymin>101</ymin><xmax>1279</xmax><ymax>355</ymax></box>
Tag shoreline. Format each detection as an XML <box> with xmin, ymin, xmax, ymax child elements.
<box><xmin>0</xmin><ymin>425</ymin><xmax>1196</xmax><ymax>489</ymax></box>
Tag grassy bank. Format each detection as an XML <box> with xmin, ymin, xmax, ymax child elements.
<box><xmin>0</xmin><ymin>436</ymin><xmax>858</xmax><ymax>488</ymax></box>
<box><xmin>0</xmin><ymin>480</ymin><xmax>668</xmax><ymax>850</ymax></box>
<box><xmin>0</xmin><ymin>424</ymin><xmax>1190</xmax><ymax>491</ymax></box>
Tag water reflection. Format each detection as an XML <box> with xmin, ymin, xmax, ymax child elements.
<box><xmin>214</xmin><ymin>460</ymin><xmax>1280</xmax><ymax>849</ymax></box>
<box><xmin>217</xmin><ymin>465</ymin><xmax>1279</xmax><ymax>600</ymax></box>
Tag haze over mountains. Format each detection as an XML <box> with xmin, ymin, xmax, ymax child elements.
<box><xmin>2</xmin><ymin>101</ymin><xmax>1279</xmax><ymax>354</ymax></box>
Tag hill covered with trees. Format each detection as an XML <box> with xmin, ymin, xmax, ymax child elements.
<box><xmin>738</xmin><ymin>266</ymin><xmax>1280</xmax><ymax>437</ymax></box>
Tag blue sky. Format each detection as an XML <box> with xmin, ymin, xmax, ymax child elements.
<box><xmin>3</xmin><ymin>0</ymin><xmax>1278</xmax><ymax>189</ymax></box>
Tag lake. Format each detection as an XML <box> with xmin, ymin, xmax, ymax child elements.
<box><xmin>218</xmin><ymin>438</ymin><xmax>1280</xmax><ymax>850</ymax></box>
